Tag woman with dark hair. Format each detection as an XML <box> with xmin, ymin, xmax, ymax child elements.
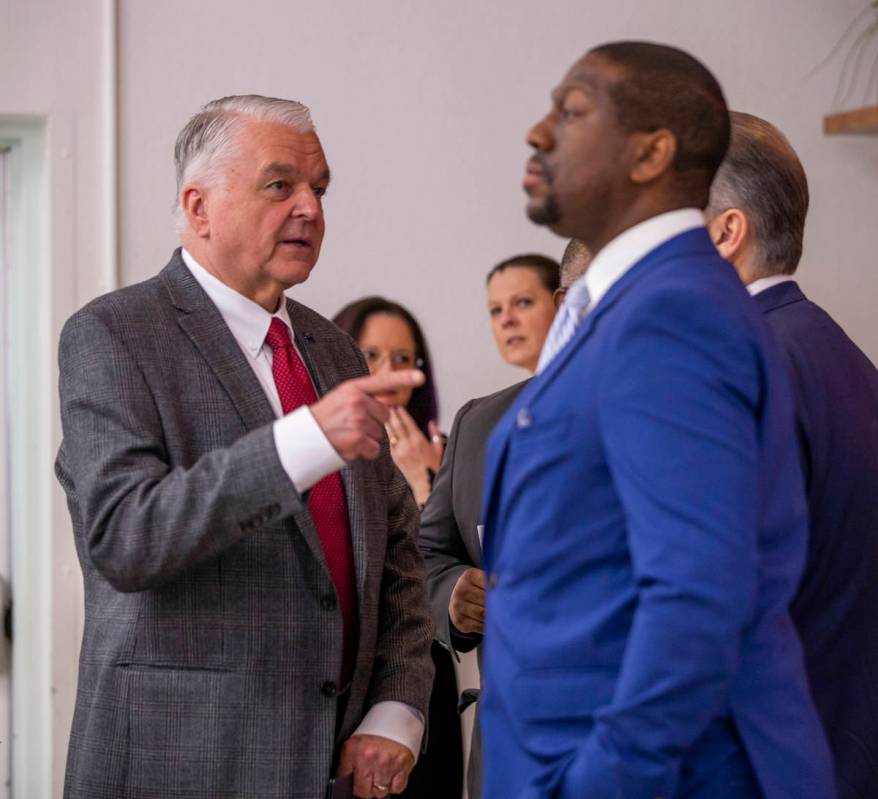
<box><xmin>333</xmin><ymin>297</ymin><xmax>444</xmax><ymax>507</ymax></box>
<box><xmin>332</xmin><ymin>296</ymin><xmax>462</xmax><ymax>799</ymax></box>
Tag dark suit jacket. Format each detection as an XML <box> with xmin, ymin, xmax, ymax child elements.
<box><xmin>481</xmin><ymin>229</ymin><xmax>834</xmax><ymax>798</ymax></box>
<box><xmin>55</xmin><ymin>251</ymin><xmax>433</xmax><ymax>799</ymax></box>
<box><xmin>418</xmin><ymin>381</ymin><xmax>525</xmax><ymax>798</ymax></box>
<box><xmin>755</xmin><ymin>280</ymin><xmax>878</xmax><ymax>799</ymax></box>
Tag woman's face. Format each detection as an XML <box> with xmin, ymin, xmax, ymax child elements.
<box><xmin>487</xmin><ymin>266</ymin><xmax>557</xmax><ymax>373</ymax></box>
<box><xmin>358</xmin><ymin>312</ymin><xmax>419</xmax><ymax>407</ymax></box>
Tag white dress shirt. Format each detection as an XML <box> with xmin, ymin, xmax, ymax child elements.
<box><xmin>570</xmin><ymin>208</ymin><xmax>707</xmax><ymax>316</ymax></box>
<box><xmin>746</xmin><ymin>274</ymin><xmax>795</xmax><ymax>296</ymax></box>
<box><xmin>181</xmin><ymin>249</ymin><xmax>424</xmax><ymax>758</ymax></box>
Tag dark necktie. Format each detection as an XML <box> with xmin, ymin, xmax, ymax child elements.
<box><xmin>264</xmin><ymin>317</ymin><xmax>358</xmax><ymax>688</ymax></box>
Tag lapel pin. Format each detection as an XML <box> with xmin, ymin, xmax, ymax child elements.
<box><xmin>303</xmin><ymin>333</ymin><xmax>315</xmax><ymax>343</ymax></box>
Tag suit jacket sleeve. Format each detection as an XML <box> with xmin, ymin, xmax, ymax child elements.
<box><xmin>418</xmin><ymin>399</ymin><xmax>481</xmax><ymax>653</ymax></box>
<box><xmin>563</xmin><ymin>287</ymin><xmax>765</xmax><ymax>796</ymax></box>
<box><xmin>56</xmin><ymin>306</ymin><xmax>310</xmax><ymax>593</ymax></box>
<box><xmin>365</xmin><ymin>441</ymin><xmax>435</xmax><ymax>714</ymax></box>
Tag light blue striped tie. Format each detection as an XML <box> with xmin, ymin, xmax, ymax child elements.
<box><xmin>536</xmin><ymin>278</ymin><xmax>591</xmax><ymax>373</ymax></box>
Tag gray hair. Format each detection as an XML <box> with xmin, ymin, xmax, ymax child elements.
<box><xmin>707</xmin><ymin>111</ymin><xmax>809</xmax><ymax>276</ymax></box>
<box><xmin>173</xmin><ymin>95</ymin><xmax>314</xmax><ymax>229</ymax></box>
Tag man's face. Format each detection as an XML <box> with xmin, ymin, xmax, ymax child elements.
<box><xmin>524</xmin><ymin>54</ymin><xmax>632</xmax><ymax>245</ymax></box>
<box><xmin>199</xmin><ymin>118</ymin><xmax>330</xmax><ymax>308</ymax></box>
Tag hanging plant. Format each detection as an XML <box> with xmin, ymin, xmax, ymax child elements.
<box><xmin>816</xmin><ymin>1</ymin><xmax>878</xmax><ymax>111</ymax></box>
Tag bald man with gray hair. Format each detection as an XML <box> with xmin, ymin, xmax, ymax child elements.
<box><xmin>706</xmin><ymin>110</ymin><xmax>878</xmax><ymax>798</ymax></box>
<box><xmin>57</xmin><ymin>95</ymin><xmax>433</xmax><ymax>799</ymax></box>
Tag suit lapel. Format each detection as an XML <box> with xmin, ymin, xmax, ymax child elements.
<box><xmin>162</xmin><ymin>255</ymin><xmax>330</xmax><ymax>573</ymax></box>
<box><xmin>286</xmin><ymin>299</ymin><xmax>369</xmax><ymax>597</ymax></box>
<box><xmin>530</xmin><ymin>230</ymin><xmax>713</xmax><ymax>406</ymax></box>
<box><xmin>480</xmin><ymin>405</ymin><xmax>517</xmax><ymax>569</ymax></box>
<box><xmin>481</xmin><ymin>257</ymin><xmax>642</xmax><ymax>540</ymax></box>
<box><xmin>164</xmin><ymin>253</ymin><xmax>277</xmax><ymax>433</ymax></box>
<box><xmin>482</xmin><ymin>228</ymin><xmax>716</xmax><ymax>562</ymax></box>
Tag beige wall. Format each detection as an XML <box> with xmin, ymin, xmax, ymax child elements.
<box><xmin>118</xmin><ymin>0</ymin><xmax>877</xmax><ymax>425</ymax></box>
<box><xmin>1</xmin><ymin>1</ymin><xmax>876</xmax><ymax>796</ymax></box>
<box><xmin>1</xmin><ymin>0</ymin><xmax>114</xmax><ymax>795</ymax></box>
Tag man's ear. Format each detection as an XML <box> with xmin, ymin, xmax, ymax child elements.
<box><xmin>180</xmin><ymin>184</ymin><xmax>211</xmax><ymax>238</ymax></box>
<box><xmin>629</xmin><ymin>129</ymin><xmax>676</xmax><ymax>184</ymax></box>
<box><xmin>707</xmin><ymin>208</ymin><xmax>749</xmax><ymax>264</ymax></box>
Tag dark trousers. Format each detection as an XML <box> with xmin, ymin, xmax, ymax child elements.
<box><xmin>399</xmin><ymin>641</ymin><xmax>464</xmax><ymax>798</ymax></box>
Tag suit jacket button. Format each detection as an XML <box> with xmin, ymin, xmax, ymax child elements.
<box><xmin>321</xmin><ymin>681</ymin><xmax>338</xmax><ymax>697</ymax></box>
<box><xmin>488</xmin><ymin>572</ymin><xmax>498</xmax><ymax>589</ymax></box>
<box><xmin>321</xmin><ymin>595</ymin><xmax>337</xmax><ymax>611</ymax></box>
<box><xmin>516</xmin><ymin>408</ymin><xmax>533</xmax><ymax>429</ymax></box>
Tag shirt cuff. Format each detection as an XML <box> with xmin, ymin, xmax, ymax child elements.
<box><xmin>273</xmin><ymin>406</ymin><xmax>345</xmax><ymax>493</ymax></box>
<box><xmin>353</xmin><ymin>701</ymin><xmax>425</xmax><ymax>763</ymax></box>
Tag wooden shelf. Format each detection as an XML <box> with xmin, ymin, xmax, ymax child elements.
<box><xmin>824</xmin><ymin>104</ymin><xmax>878</xmax><ymax>135</ymax></box>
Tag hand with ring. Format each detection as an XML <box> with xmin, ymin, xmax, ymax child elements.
<box><xmin>337</xmin><ymin>733</ymin><xmax>415</xmax><ymax>797</ymax></box>
<box><xmin>384</xmin><ymin>407</ymin><xmax>445</xmax><ymax>505</ymax></box>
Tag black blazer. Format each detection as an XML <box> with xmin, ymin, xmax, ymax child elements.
<box><xmin>417</xmin><ymin>381</ymin><xmax>525</xmax><ymax>799</ymax></box>
<box><xmin>418</xmin><ymin>381</ymin><xmax>526</xmax><ymax>652</ymax></box>
<box><xmin>755</xmin><ymin>280</ymin><xmax>878</xmax><ymax>799</ymax></box>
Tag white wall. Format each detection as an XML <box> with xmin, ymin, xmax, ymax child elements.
<box><xmin>0</xmin><ymin>0</ymin><xmax>113</xmax><ymax>795</ymax></box>
<box><xmin>118</xmin><ymin>0</ymin><xmax>878</xmax><ymax>425</ymax></box>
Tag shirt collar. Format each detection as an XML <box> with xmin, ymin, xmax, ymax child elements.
<box><xmin>180</xmin><ymin>248</ymin><xmax>293</xmax><ymax>355</ymax></box>
<box><xmin>576</xmin><ymin>208</ymin><xmax>706</xmax><ymax>311</ymax></box>
<box><xmin>746</xmin><ymin>274</ymin><xmax>795</xmax><ymax>296</ymax></box>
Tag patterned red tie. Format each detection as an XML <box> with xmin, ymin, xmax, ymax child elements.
<box><xmin>264</xmin><ymin>317</ymin><xmax>358</xmax><ymax>688</ymax></box>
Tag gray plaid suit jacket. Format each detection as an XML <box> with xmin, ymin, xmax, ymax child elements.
<box><xmin>55</xmin><ymin>250</ymin><xmax>434</xmax><ymax>799</ymax></box>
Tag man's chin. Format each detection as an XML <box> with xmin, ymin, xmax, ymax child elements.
<box><xmin>526</xmin><ymin>195</ymin><xmax>562</xmax><ymax>227</ymax></box>
<box><xmin>275</xmin><ymin>257</ymin><xmax>317</xmax><ymax>288</ymax></box>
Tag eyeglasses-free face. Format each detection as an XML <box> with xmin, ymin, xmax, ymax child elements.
<box><xmin>487</xmin><ymin>265</ymin><xmax>558</xmax><ymax>374</ymax></box>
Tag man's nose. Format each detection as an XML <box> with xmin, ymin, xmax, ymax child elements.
<box><xmin>526</xmin><ymin>114</ymin><xmax>554</xmax><ymax>152</ymax></box>
<box><xmin>291</xmin><ymin>186</ymin><xmax>322</xmax><ymax>220</ymax></box>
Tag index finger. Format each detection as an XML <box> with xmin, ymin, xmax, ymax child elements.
<box><xmin>352</xmin><ymin>369</ymin><xmax>425</xmax><ymax>397</ymax></box>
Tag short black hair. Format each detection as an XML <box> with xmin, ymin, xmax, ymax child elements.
<box><xmin>332</xmin><ymin>297</ymin><xmax>438</xmax><ymax>435</ymax></box>
<box><xmin>708</xmin><ymin>111</ymin><xmax>809</xmax><ymax>275</ymax></box>
<box><xmin>590</xmin><ymin>41</ymin><xmax>730</xmax><ymax>205</ymax></box>
<box><xmin>485</xmin><ymin>254</ymin><xmax>560</xmax><ymax>292</ymax></box>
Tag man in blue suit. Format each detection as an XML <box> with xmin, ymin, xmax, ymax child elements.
<box><xmin>480</xmin><ymin>42</ymin><xmax>836</xmax><ymax>798</ymax></box>
<box><xmin>707</xmin><ymin>111</ymin><xmax>878</xmax><ymax>798</ymax></box>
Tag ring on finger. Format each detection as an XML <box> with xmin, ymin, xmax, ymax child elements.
<box><xmin>372</xmin><ymin>784</ymin><xmax>389</xmax><ymax>792</ymax></box>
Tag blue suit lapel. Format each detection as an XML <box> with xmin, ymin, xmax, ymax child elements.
<box><xmin>481</xmin><ymin>227</ymin><xmax>717</xmax><ymax>564</ymax></box>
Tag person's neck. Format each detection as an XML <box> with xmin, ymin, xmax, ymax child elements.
<box><xmin>734</xmin><ymin>257</ymin><xmax>766</xmax><ymax>287</ymax></box>
<box><xmin>582</xmin><ymin>196</ymin><xmax>694</xmax><ymax>259</ymax></box>
<box><xmin>181</xmin><ymin>239</ymin><xmax>284</xmax><ymax>313</ymax></box>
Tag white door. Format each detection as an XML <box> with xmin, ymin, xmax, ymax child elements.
<box><xmin>0</xmin><ymin>144</ymin><xmax>12</xmax><ymax>799</ymax></box>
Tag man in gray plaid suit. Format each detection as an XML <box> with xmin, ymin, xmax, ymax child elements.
<box><xmin>55</xmin><ymin>95</ymin><xmax>434</xmax><ymax>799</ymax></box>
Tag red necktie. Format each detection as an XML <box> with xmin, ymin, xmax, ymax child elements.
<box><xmin>265</xmin><ymin>318</ymin><xmax>358</xmax><ymax>688</ymax></box>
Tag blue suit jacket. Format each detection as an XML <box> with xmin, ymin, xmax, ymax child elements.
<box><xmin>480</xmin><ymin>229</ymin><xmax>835</xmax><ymax>799</ymax></box>
<box><xmin>755</xmin><ymin>281</ymin><xmax>878</xmax><ymax>799</ymax></box>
